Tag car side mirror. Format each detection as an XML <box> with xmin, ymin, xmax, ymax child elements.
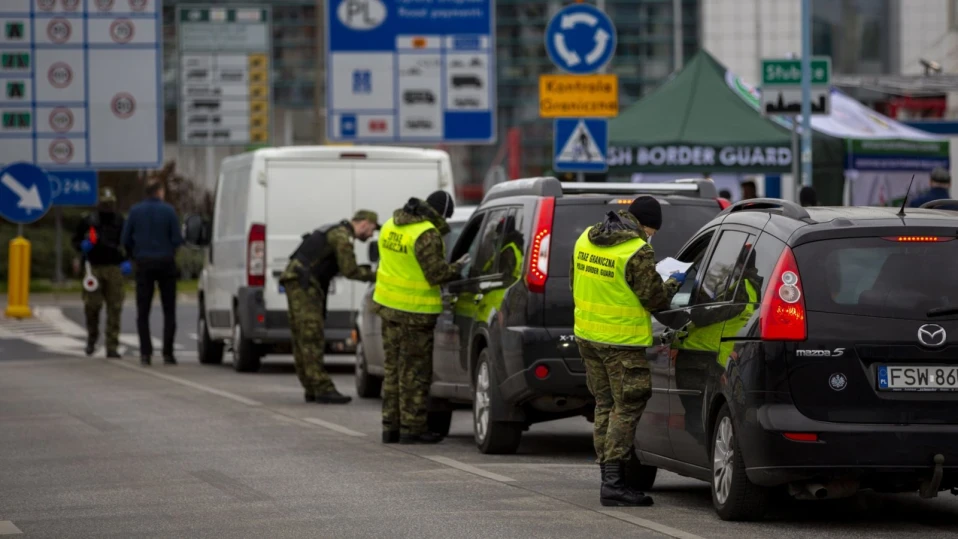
<box><xmin>368</xmin><ymin>242</ymin><xmax>379</xmax><ymax>263</ymax></box>
<box><xmin>183</xmin><ymin>214</ymin><xmax>211</xmax><ymax>247</ymax></box>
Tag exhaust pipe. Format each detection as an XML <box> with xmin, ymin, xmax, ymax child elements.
<box><xmin>789</xmin><ymin>478</ymin><xmax>859</xmax><ymax>500</ymax></box>
<box><xmin>807</xmin><ymin>483</ymin><xmax>827</xmax><ymax>499</ymax></box>
<box><xmin>553</xmin><ymin>397</ymin><xmax>568</xmax><ymax>407</ymax></box>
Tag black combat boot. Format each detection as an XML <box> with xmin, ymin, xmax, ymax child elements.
<box><xmin>140</xmin><ymin>355</ymin><xmax>151</xmax><ymax>366</ymax></box>
<box><xmin>85</xmin><ymin>336</ymin><xmax>96</xmax><ymax>356</ymax></box>
<box><xmin>314</xmin><ymin>389</ymin><xmax>352</xmax><ymax>404</ymax></box>
<box><xmin>163</xmin><ymin>355</ymin><xmax>177</xmax><ymax>365</ymax></box>
<box><xmin>600</xmin><ymin>460</ymin><xmax>653</xmax><ymax>507</ymax></box>
<box><xmin>399</xmin><ymin>432</ymin><xmax>444</xmax><ymax>445</ymax></box>
<box><xmin>382</xmin><ymin>431</ymin><xmax>400</xmax><ymax>444</ymax></box>
<box><xmin>304</xmin><ymin>392</ymin><xmax>316</xmax><ymax>403</ymax></box>
<box><xmin>106</xmin><ymin>350</ymin><xmax>121</xmax><ymax>359</ymax></box>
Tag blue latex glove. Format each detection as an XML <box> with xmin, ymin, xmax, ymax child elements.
<box><xmin>80</xmin><ymin>239</ymin><xmax>94</xmax><ymax>253</ymax></box>
<box><xmin>670</xmin><ymin>272</ymin><xmax>687</xmax><ymax>285</ymax></box>
<box><xmin>120</xmin><ymin>261</ymin><xmax>132</xmax><ymax>276</ymax></box>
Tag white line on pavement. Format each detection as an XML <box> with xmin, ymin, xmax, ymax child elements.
<box><xmin>481</xmin><ymin>463</ymin><xmax>595</xmax><ymax>469</ymax></box>
<box><xmin>111</xmin><ymin>361</ymin><xmax>263</xmax><ymax>407</ymax></box>
<box><xmin>0</xmin><ymin>521</ymin><xmax>22</xmax><ymax>535</ymax></box>
<box><xmin>423</xmin><ymin>456</ymin><xmax>517</xmax><ymax>483</ymax></box>
<box><xmin>599</xmin><ymin>510</ymin><xmax>706</xmax><ymax>539</ymax></box>
<box><xmin>302</xmin><ymin>417</ymin><xmax>367</xmax><ymax>437</ymax></box>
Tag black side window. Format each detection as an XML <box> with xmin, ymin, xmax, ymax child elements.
<box><xmin>450</xmin><ymin>212</ymin><xmax>487</xmax><ymax>278</ymax></box>
<box><xmin>670</xmin><ymin>230</ymin><xmax>715</xmax><ymax>309</ymax></box>
<box><xmin>496</xmin><ymin>208</ymin><xmax>525</xmax><ymax>283</ymax></box>
<box><xmin>474</xmin><ymin>209</ymin><xmax>510</xmax><ymax>278</ymax></box>
<box><xmin>731</xmin><ymin>232</ymin><xmax>784</xmax><ymax>303</ymax></box>
<box><xmin>694</xmin><ymin>230</ymin><xmax>749</xmax><ymax>306</ymax></box>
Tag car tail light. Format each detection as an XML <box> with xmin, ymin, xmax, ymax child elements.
<box><xmin>882</xmin><ymin>236</ymin><xmax>954</xmax><ymax>242</ymax></box>
<box><xmin>247</xmin><ymin>223</ymin><xmax>266</xmax><ymax>287</ymax></box>
<box><xmin>759</xmin><ymin>246</ymin><xmax>806</xmax><ymax>341</ymax></box>
<box><xmin>783</xmin><ymin>432</ymin><xmax>818</xmax><ymax>442</ymax></box>
<box><xmin>717</xmin><ymin>197</ymin><xmax>731</xmax><ymax>210</ymax></box>
<box><xmin>526</xmin><ymin>197</ymin><xmax>555</xmax><ymax>294</ymax></box>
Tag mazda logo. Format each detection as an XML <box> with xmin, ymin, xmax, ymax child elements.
<box><xmin>918</xmin><ymin>324</ymin><xmax>947</xmax><ymax>348</ymax></box>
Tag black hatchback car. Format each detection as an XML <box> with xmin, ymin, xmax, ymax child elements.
<box><xmin>630</xmin><ymin>198</ymin><xmax>958</xmax><ymax>521</ymax></box>
<box><xmin>430</xmin><ymin>177</ymin><xmax>727</xmax><ymax>454</ymax></box>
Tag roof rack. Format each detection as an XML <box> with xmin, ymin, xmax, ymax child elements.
<box><xmin>482</xmin><ymin>177</ymin><xmax>563</xmax><ymax>204</ymax></box>
<box><xmin>919</xmin><ymin>199</ymin><xmax>958</xmax><ymax>210</ymax></box>
<box><xmin>720</xmin><ymin>198</ymin><xmax>811</xmax><ymax>221</ymax></box>
<box><xmin>482</xmin><ymin>177</ymin><xmax>718</xmax><ymax>204</ymax></box>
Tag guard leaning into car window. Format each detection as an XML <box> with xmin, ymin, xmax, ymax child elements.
<box><xmin>279</xmin><ymin>210</ymin><xmax>378</xmax><ymax>405</ymax></box>
<box><xmin>372</xmin><ymin>192</ymin><xmax>471</xmax><ymax>445</ymax></box>
<box><xmin>571</xmin><ymin>196</ymin><xmax>686</xmax><ymax>507</ymax></box>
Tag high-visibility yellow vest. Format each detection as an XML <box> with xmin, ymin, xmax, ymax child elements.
<box><xmin>572</xmin><ymin>228</ymin><xmax>652</xmax><ymax>347</ymax></box>
<box><xmin>480</xmin><ymin>241</ymin><xmax>523</xmax><ymax>281</ymax></box>
<box><xmin>682</xmin><ymin>278</ymin><xmax>759</xmax><ymax>353</ymax></box>
<box><xmin>373</xmin><ymin>218</ymin><xmax>442</xmax><ymax>314</ymax></box>
<box><xmin>716</xmin><ymin>279</ymin><xmax>759</xmax><ymax>367</ymax></box>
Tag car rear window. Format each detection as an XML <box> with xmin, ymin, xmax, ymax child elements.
<box><xmin>795</xmin><ymin>238</ymin><xmax>958</xmax><ymax>319</ymax></box>
<box><xmin>550</xmin><ymin>202</ymin><xmax>719</xmax><ymax>277</ymax></box>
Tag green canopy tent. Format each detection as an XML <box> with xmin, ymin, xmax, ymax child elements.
<box><xmin>608</xmin><ymin>51</ymin><xmax>843</xmax><ymax>196</ymax></box>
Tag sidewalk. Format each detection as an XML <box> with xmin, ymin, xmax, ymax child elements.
<box><xmin>0</xmin><ymin>291</ymin><xmax>198</xmax><ymax>308</ymax></box>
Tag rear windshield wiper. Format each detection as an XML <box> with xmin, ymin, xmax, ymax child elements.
<box><xmin>927</xmin><ymin>306</ymin><xmax>958</xmax><ymax>317</ymax></box>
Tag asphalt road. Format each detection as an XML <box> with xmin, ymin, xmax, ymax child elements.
<box><xmin>2</xmin><ymin>302</ymin><xmax>958</xmax><ymax>538</ymax></box>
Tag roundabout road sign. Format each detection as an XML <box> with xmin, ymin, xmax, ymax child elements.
<box><xmin>545</xmin><ymin>3</ymin><xmax>617</xmax><ymax>75</ymax></box>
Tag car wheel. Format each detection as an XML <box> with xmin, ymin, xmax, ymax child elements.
<box><xmin>427</xmin><ymin>410</ymin><xmax>453</xmax><ymax>437</ymax></box>
<box><xmin>231</xmin><ymin>321</ymin><xmax>261</xmax><ymax>373</ymax></box>
<box><xmin>473</xmin><ymin>350</ymin><xmax>522</xmax><ymax>455</ymax></box>
<box><xmin>355</xmin><ymin>342</ymin><xmax>382</xmax><ymax>399</ymax></box>
<box><xmin>711</xmin><ymin>404</ymin><xmax>769</xmax><ymax>521</ymax></box>
<box><xmin>197</xmin><ymin>311</ymin><xmax>224</xmax><ymax>365</ymax></box>
<box><xmin>625</xmin><ymin>450</ymin><xmax>658</xmax><ymax>491</ymax></box>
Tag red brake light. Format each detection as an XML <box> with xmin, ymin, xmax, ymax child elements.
<box><xmin>716</xmin><ymin>197</ymin><xmax>731</xmax><ymax>210</ymax></box>
<box><xmin>525</xmin><ymin>197</ymin><xmax>555</xmax><ymax>294</ymax></box>
<box><xmin>247</xmin><ymin>223</ymin><xmax>266</xmax><ymax>287</ymax></box>
<box><xmin>783</xmin><ymin>432</ymin><xmax>818</xmax><ymax>442</ymax></box>
<box><xmin>882</xmin><ymin>236</ymin><xmax>954</xmax><ymax>242</ymax></box>
<box><xmin>759</xmin><ymin>246</ymin><xmax>807</xmax><ymax>341</ymax></box>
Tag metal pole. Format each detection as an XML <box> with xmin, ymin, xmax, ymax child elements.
<box><xmin>581</xmin><ymin>0</ymin><xmax>606</xmax><ymax>183</ymax></box>
<box><xmin>315</xmin><ymin>0</ymin><xmax>326</xmax><ymax>144</ymax></box>
<box><xmin>54</xmin><ymin>207</ymin><xmax>63</xmax><ymax>285</ymax></box>
<box><xmin>800</xmin><ymin>0</ymin><xmax>813</xmax><ymax>187</ymax></box>
<box><xmin>17</xmin><ymin>224</ymin><xmax>23</xmax><ymax>236</ymax></box>
<box><xmin>791</xmin><ymin>115</ymin><xmax>799</xmax><ymax>191</ymax></box>
<box><xmin>206</xmin><ymin>146</ymin><xmax>215</xmax><ymax>189</ymax></box>
<box><xmin>284</xmin><ymin>109</ymin><xmax>293</xmax><ymax>146</ymax></box>
<box><xmin>673</xmin><ymin>0</ymin><xmax>683</xmax><ymax>70</ymax></box>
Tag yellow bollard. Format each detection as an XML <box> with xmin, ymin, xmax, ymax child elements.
<box><xmin>5</xmin><ymin>236</ymin><xmax>32</xmax><ymax>319</ymax></box>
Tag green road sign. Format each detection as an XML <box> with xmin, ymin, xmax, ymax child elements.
<box><xmin>761</xmin><ymin>58</ymin><xmax>831</xmax><ymax>86</ymax></box>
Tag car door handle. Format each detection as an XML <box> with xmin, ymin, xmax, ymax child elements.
<box><xmin>473</xmin><ymin>293</ymin><xmax>484</xmax><ymax>304</ymax></box>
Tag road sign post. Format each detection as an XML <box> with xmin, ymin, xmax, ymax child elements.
<box><xmin>324</xmin><ymin>0</ymin><xmax>496</xmax><ymax>144</ymax></box>
<box><xmin>542</xmin><ymin>3</ymin><xmax>618</xmax><ymax>176</ymax></box>
<box><xmin>1</xmin><ymin>162</ymin><xmax>54</xmax><ymax>319</ymax></box>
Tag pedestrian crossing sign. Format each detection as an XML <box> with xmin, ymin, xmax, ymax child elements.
<box><xmin>553</xmin><ymin>118</ymin><xmax>608</xmax><ymax>172</ymax></box>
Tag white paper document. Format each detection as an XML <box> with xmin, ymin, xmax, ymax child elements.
<box><xmin>655</xmin><ymin>257</ymin><xmax>693</xmax><ymax>282</ymax></box>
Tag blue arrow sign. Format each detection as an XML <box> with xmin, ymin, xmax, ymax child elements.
<box><xmin>0</xmin><ymin>162</ymin><xmax>53</xmax><ymax>224</ymax></box>
<box><xmin>545</xmin><ymin>3</ymin><xmax>617</xmax><ymax>75</ymax></box>
<box><xmin>554</xmin><ymin>118</ymin><xmax>608</xmax><ymax>172</ymax></box>
<box><xmin>49</xmin><ymin>170</ymin><xmax>98</xmax><ymax>207</ymax></box>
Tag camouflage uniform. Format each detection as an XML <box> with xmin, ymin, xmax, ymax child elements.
<box><xmin>280</xmin><ymin>223</ymin><xmax>375</xmax><ymax>398</ymax></box>
<box><xmin>72</xmin><ymin>189</ymin><xmax>127</xmax><ymax>356</ymax></box>
<box><xmin>572</xmin><ymin>211</ymin><xmax>680</xmax><ymax>463</ymax></box>
<box><xmin>374</xmin><ymin>200</ymin><xmax>465</xmax><ymax>435</ymax></box>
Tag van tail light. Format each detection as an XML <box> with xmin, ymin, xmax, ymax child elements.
<box><xmin>247</xmin><ymin>223</ymin><xmax>266</xmax><ymax>287</ymax></box>
<box><xmin>716</xmin><ymin>197</ymin><xmax>731</xmax><ymax>210</ymax></box>
<box><xmin>759</xmin><ymin>246</ymin><xmax>807</xmax><ymax>341</ymax></box>
<box><xmin>525</xmin><ymin>197</ymin><xmax>555</xmax><ymax>294</ymax></box>
<box><xmin>882</xmin><ymin>236</ymin><xmax>954</xmax><ymax>242</ymax></box>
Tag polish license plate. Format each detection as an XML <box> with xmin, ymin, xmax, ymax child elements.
<box><xmin>878</xmin><ymin>365</ymin><xmax>958</xmax><ymax>392</ymax></box>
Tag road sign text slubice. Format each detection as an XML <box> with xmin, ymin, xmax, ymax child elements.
<box><xmin>762</xmin><ymin>59</ymin><xmax>829</xmax><ymax>85</ymax></box>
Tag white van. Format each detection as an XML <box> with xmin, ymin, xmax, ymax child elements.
<box><xmin>184</xmin><ymin>146</ymin><xmax>457</xmax><ymax>372</ymax></box>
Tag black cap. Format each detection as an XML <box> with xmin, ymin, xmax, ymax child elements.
<box><xmin>628</xmin><ymin>196</ymin><xmax>662</xmax><ymax>230</ymax></box>
<box><xmin>931</xmin><ymin>167</ymin><xmax>951</xmax><ymax>184</ymax></box>
<box><xmin>426</xmin><ymin>191</ymin><xmax>455</xmax><ymax>218</ymax></box>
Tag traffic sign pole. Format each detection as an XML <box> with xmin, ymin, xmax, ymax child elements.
<box><xmin>800</xmin><ymin>0</ymin><xmax>813</xmax><ymax>187</ymax></box>
<box><xmin>580</xmin><ymin>0</ymin><xmax>607</xmax><ymax>183</ymax></box>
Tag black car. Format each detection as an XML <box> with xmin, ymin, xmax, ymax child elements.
<box><xmin>631</xmin><ymin>198</ymin><xmax>958</xmax><ymax>521</ymax></box>
<box><xmin>431</xmin><ymin>177</ymin><xmax>725</xmax><ymax>454</ymax></box>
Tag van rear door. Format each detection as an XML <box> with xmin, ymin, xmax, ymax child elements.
<box><xmin>263</xmin><ymin>160</ymin><xmax>353</xmax><ymax>312</ymax></box>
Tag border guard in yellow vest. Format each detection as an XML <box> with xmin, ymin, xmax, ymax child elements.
<box><xmin>571</xmin><ymin>196</ymin><xmax>686</xmax><ymax>507</ymax></box>
<box><xmin>373</xmin><ymin>192</ymin><xmax>470</xmax><ymax>445</ymax></box>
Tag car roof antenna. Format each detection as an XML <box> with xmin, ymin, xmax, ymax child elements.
<box><xmin>898</xmin><ymin>174</ymin><xmax>916</xmax><ymax>217</ymax></box>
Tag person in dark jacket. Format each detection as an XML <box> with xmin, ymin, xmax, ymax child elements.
<box><xmin>799</xmin><ymin>186</ymin><xmax>819</xmax><ymax>207</ymax></box>
<box><xmin>909</xmin><ymin>167</ymin><xmax>952</xmax><ymax>207</ymax></box>
<box><xmin>72</xmin><ymin>187</ymin><xmax>131</xmax><ymax>358</ymax></box>
<box><xmin>121</xmin><ymin>179</ymin><xmax>184</xmax><ymax>366</ymax></box>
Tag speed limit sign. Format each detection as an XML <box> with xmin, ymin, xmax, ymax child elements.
<box><xmin>111</xmin><ymin>93</ymin><xmax>136</xmax><ymax>119</ymax></box>
<box><xmin>109</xmin><ymin>19</ymin><xmax>135</xmax><ymax>44</ymax></box>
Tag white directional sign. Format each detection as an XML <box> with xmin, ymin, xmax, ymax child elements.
<box><xmin>177</xmin><ymin>6</ymin><xmax>272</xmax><ymax>146</ymax></box>
<box><xmin>544</xmin><ymin>3</ymin><xmax>617</xmax><ymax>75</ymax></box>
<box><xmin>0</xmin><ymin>0</ymin><xmax>163</xmax><ymax>169</ymax></box>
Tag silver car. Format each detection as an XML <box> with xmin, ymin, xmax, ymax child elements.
<box><xmin>354</xmin><ymin>205</ymin><xmax>477</xmax><ymax>415</ymax></box>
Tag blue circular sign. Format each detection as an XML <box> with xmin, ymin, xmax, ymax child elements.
<box><xmin>0</xmin><ymin>162</ymin><xmax>53</xmax><ymax>224</ymax></box>
<box><xmin>544</xmin><ymin>3</ymin><xmax>617</xmax><ymax>74</ymax></box>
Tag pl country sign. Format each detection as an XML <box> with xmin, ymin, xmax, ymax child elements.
<box><xmin>607</xmin><ymin>144</ymin><xmax>793</xmax><ymax>172</ymax></box>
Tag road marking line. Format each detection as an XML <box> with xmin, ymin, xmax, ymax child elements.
<box><xmin>482</xmin><ymin>463</ymin><xmax>595</xmax><ymax>469</ymax></box>
<box><xmin>302</xmin><ymin>417</ymin><xmax>367</xmax><ymax>437</ymax></box>
<box><xmin>423</xmin><ymin>456</ymin><xmax>516</xmax><ymax>483</ymax></box>
<box><xmin>111</xmin><ymin>361</ymin><xmax>262</xmax><ymax>407</ymax></box>
<box><xmin>599</xmin><ymin>510</ymin><xmax>706</xmax><ymax>539</ymax></box>
<box><xmin>0</xmin><ymin>521</ymin><xmax>22</xmax><ymax>535</ymax></box>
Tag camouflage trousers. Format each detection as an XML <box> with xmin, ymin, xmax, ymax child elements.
<box><xmin>82</xmin><ymin>265</ymin><xmax>125</xmax><ymax>353</ymax></box>
<box><xmin>578</xmin><ymin>338</ymin><xmax>652</xmax><ymax>463</ymax></box>
<box><xmin>284</xmin><ymin>279</ymin><xmax>335</xmax><ymax>396</ymax></box>
<box><xmin>381</xmin><ymin>319</ymin><xmax>433</xmax><ymax>434</ymax></box>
